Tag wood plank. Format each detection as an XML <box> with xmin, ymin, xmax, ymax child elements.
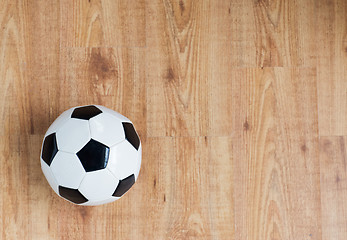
<box><xmin>0</xmin><ymin>1</ymin><xmax>32</xmax><ymax>137</ymax></box>
<box><xmin>319</xmin><ymin>136</ymin><xmax>347</xmax><ymax>240</ymax></box>
<box><xmin>134</xmin><ymin>137</ymin><xmax>174</xmax><ymax>239</ymax></box>
<box><xmin>206</xmin><ymin>0</ymin><xmax>233</xmax><ymax>137</ymax></box>
<box><xmin>0</xmin><ymin>2</ymin><xmax>34</xmax><ymax>239</ymax></box>
<box><xmin>59</xmin><ymin>47</ymin><xmax>146</xmax><ymax>138</ymax></box>
<box><xmin>231</xmin><ymin>67</ymin><xmax>321</xmax><ymax>239</ymax></box>
<box><xmin>25</xmin><ymin>0</ymin><xmax>61</xmax><ymax>135</ymax></box>
<box><xmin>163</xmin><ymin>137</ymin><xmax>211</xmax><ymax>239</ymax></box>
<box><xmin>230</xmin><ymin>0</ymin><xmax>316</xmax><ymax>67</ymax></box>
<box><xmin>208</xmin><ymin>137</ymin><xmax>234</xmax><ymax>239</ymax></box>
<box><xmin>0</xmin><ymin>134</ymin><xmax>30</xmax><ymax>240</ymax></box>
<box><xmin>146</xmin><ymin>0</ymin><xmax>209</xmax><ymax>137</ymax></box>
<box><xmin>316</xmin><ymin>0</ymin><xmax>347</xmax><ymax>136</ymax></box>
<box><xmin>60</xmin><ymin>0</ymin><xmax>145</xmax><ymax>47</ymax></box>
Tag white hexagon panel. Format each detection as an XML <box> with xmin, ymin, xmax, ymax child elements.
<box><xmin>45</xmin><ymin>108</ymin><xmax>74</xmax><ymax>137</ymax></box>
<box><xmin>78</xmin><ymin>169</ymin><xmax>118</xmax><ymax>202</ymax></box>
<box><xmin>89</xmin><ymin>113</ymin><xmax>125</xmax><ymax>147</ymax></box>
<box><xmin>107</xmin><ymin>141</ymin><xmax>140</xmax><ymax>180</ymax></box>
<box><xmin>56</xmin><ymin>118</ymin><xmax>91</xmax><ymax>153</ymax></box>
<box><xmin>50</xmin><ymin>151</ymin><xmax>86</xmax><ymax>189</ymax></box>
<box><xmin>40</xmin><ymin>105</ymin><xmax>141</xmax><ymax>206</ymax></box>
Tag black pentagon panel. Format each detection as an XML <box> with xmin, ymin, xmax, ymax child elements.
<box><xmin>113</xmin><ymin>174</ymin><xmax>135</xmax><ymax>197</ymax></box>
<box><xmin>71</xmin><ymin>105</ymin><xmax>102</xmax><ymax>120</ymax></box>
<box><xmin>41</xmin><ymin>133</ymin><xmax>58</xmax><ymax>166</ymax></box>
<box><xmin>122</xmin><ymin>122</ymin><xmax>140</xmax><ymax>150</ymax></box>
<box><xmin>77</xmin><ymin>139</ymin><xmax>110</xmax><ymax>172</ymax></box>
<box><xmin>59</xmin><ymin>186</ymin><xmax>88</xmax><ymax>204</ymax></box>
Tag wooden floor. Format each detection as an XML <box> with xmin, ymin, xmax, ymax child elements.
<box><xmin>0</xmin><ymin>0</ymin><xmax>346</xmax><ymax>239</ymax></box>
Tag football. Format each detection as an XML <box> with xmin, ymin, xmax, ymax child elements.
<box><xmin>40</xmin><ymin>105</ymin><xmax>141</xmax><ymax>206</ymax></box>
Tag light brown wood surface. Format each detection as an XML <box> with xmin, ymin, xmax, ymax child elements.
<box><xmin>0</xmin><ymin>0</ymin><xmax>346</xmax><ymax>239</ymax></box>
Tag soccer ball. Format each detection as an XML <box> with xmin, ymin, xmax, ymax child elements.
<box><xmin>40</xmin><ymin>105</ymin><xmax>141</xmax><ymax>206</ymax></box>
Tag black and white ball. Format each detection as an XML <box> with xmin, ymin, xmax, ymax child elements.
<box><xmin>40</xmin><ymin>105</ymin><xmax>141</xmax><ymax>206</ymax></box>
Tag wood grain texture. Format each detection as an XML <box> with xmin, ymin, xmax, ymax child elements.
<box><xmin>208</xmin><ymin>137</ymin><xmax>234</xmax><ymax>239</ymax></box>
<box><xmin>0</xmin><ymin>0</ymin><xmax>346</xmax><ymax>239</ymax></box>
<box><xmin>146</xmin><ymin>0</ymin><xmax>209</xmax><ymax>137</ymax></box>
<box><xmin>59</xmin><ymin>47</ymin><xmax>146</xmax><ymax>138</ymax></box>
<box><xmin>206</xmin><ymin>1</ymin><xmax>233</xmax><ymax>137</ymax></box>
<box><xmin>317</xmin><ymin>0</ymin><xmax>347</xmax><ymax>136</ymax></box>
<box><xmin>319</xmin><ymin>137</ymin><xmax>347</xmax><ymax>240</ymax></box>
<box><xmin>230</xmin><ymin>0</ymin><xmax>316</xmax><ymax>67</ymax></box>
<box><xmin>0</xmin><ymin>0</ymin><xmax>31</xmax><ymax>137</ymax></box>
<box><xmin>60</xmin><ymin>0</ymin><xmax>145</xmax><ymax>47</ymax></box>
<box><xmin>231</xmin><ymin>68</ymin><xmax>321</xmax><ymax>240</ymax></box>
